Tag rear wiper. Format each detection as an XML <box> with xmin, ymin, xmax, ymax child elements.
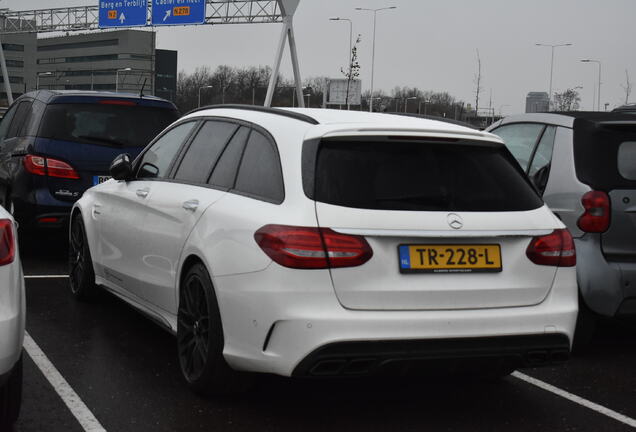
<box><xmin>77</xmin><ymin>135</ymin><xmax>127</xmax><ymax>147</ymax></box>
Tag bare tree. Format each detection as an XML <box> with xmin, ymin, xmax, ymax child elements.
<box><xmin>474</xmin><ymin>49</ymin><xmax>483</xmax><ymax>116</ymax></box>
<box><xmin>553</xmin><ymin>88</ymin><xmax>581</xmax><ymax>111</ymax></box>
<box><xmin>621</xmin><ymin>69</ymin><xmax>632</xmax><ymax>104</ymax></box>
<box><xmin>341</xmin><ymin>35</ymin><xmax>362</xmax><ymax>107</ymax></box>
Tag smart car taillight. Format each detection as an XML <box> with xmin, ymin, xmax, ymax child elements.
<box><xmin>23</xmin><ymin>155</ymin><xmax>80</xmax><ymax>179</ymax></box>
<box><xmin>577</xmin><ymin>191</ymin><xmax>610</xmax><ymax>233</ymax></box>
<box><xmin>254</xmin><ymin>224</ymin><xmax>373</xmax><ymax>269</ymax></box>
<box><xmin>526</xmin><ymin>229</ymin><xmax>576</xmax><ymax>267</ymax></box>
<box><xmin>0</xmin><ymin>219</ymin><xmax>15</xmax><ymax>266</ymax></box>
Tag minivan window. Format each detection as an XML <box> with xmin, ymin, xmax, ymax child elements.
<box><xmin>208</xmin><ymin>127</ymin><xmax>250</xmax><ymax>189</ymax></box>
<box><xmin>312</xmin><ymin>139</ymin><xmax>543</xmax><ymax>212</ymax></box>
<box><xmin>39</xmin><ymin>103</ymin><xmax>179</xmax><ymax>148</ymax></box>
<box><xmin>137</xmin><ymin>122</ymin><xmax>196</xmax><ymax>179</ymax></box>
<box><xmin>234</xmin><ymin>130</ymin><xmax>284</xmax><ymax>202</ymax></box>
<box><xmin>492</xmin><ymin>123</ymin><xmax>545</xmax><ymax>172</ymax></box>
<box><xmin>618</xmin><ymin>141</ymin><xmax>636</xmax><ymax>180</ymax></box>
<box><xmin>6</xmin><ymin>101</ymin><xmax>32</xmax><ymax>139</ymax></box>
<box><xmin>174</xmin><ymin>121</ymin><xmax>238</xmax><ymax>184</ymax></box>
<box><xmin>0</xmin><ymin>103</ymin><xmax>18</xmax><ymax>142</ymax></box>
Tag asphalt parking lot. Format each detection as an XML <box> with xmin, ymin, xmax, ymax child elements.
<box><xmin>13</xmin><ymin>231</ymin><xmax>636</xmax><ymax>432</ymax></box>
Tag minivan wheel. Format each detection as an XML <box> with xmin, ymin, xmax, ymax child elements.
<box><xmin>69</xmin><ymin>215</ymin><xmax>96</xmax><ymax>300</ymax></box>
<box><xmin>0</xmin><ymin>355</ymin><xmax>23</xmax><ymax>430</ymax></box>
<box><xmin>177</xmin><ymin>263</ymin><xmax>251</xmax><ymax>396</ymax></box>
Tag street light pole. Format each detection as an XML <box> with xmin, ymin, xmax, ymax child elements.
<box><xmin>581</xmin><ymin>59</ymin><xmax>601</xmax><ymax>111</ymax></box>
<box><xmin>116</xmin><ymin>67</ymin><xmax>132</xmax><ymax>93</ymax></box>
<box><xmin>198</xmin><ymin>85</ymin><xmax>213</xmax><ymax>107</ymax></box>
<box><xmin>356</xmin><ymin>6</ymin><xmax>396</xmax><ymax>112</ymax></box>
<box><xmin>36</xmin><ymin>71</ymin><xmax>53</xmax><ymax>90</ymax></box>
<box><xmin>535</xmin><ymin>43</ymin><xmax>572</xmax><ymax>110</ymax></box>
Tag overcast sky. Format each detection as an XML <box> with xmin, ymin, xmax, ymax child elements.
<box><xmin>3</xmin><ymin>0</ymin><xmax>635</xmax><ymax>114</ymax></box>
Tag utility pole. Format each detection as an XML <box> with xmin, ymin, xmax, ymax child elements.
<box><xmin>474</xmin><ymin>49</ymin><xmax>482</xmax><ymax>118</ymax></box>
<box><xmin>536</xmin><ymin>43</ymin><xmax>572</xmax><ymax>110</ymax></box>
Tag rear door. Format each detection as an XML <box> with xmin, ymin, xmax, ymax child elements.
<box><xmin>311</xmin><ymin>136</ymin><xmax>560</xmax><ymax>311</ymax></box>
<box><xmin>132</xmin><ymin>120</ymin><xmax>243</xmax><ymax>312</ymax></box>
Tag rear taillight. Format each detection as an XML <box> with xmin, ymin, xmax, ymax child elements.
<box><xmin>526</xmin><ymin>229</ymin><xmax>576</xmax><ymax>267</ymax></box>
<box><xmin>577</xmin><ymin>191</ymin><xmax>610</xmax><ymax>233</ymax></box>
<box><xmin>23</xmin><ymin>155</ymin><xmax>80</xmax><ymax>179</ymax></box>
<box><xmin>254</xmin><ymin>224</ymin><xmax>373</xmax><ymax>269</ymax></box>
<box><xmin>0</xmin><ymin>219</ymin><xmax>15</xmax><ymax>266</ymax></box>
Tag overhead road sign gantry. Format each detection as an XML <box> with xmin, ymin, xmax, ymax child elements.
<box><xmin>98</xmin><ymin>0</ymin><xmax>148</xmax><ymax>28</ymax></box>
<box><xmin>152</xmin><ymin>0</ymin><xmax>206</xmax><ymax>26</ymax></box>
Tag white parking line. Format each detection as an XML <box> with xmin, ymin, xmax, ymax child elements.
<box><xmin>25</xmin><ymin>275</ymin><xmax>69</xmax><ymax>279</ymax></box>
<box><xmin>24</xmin><ymin>332</ymin><xmax>107</xmax><ymax>432</ymax></box>
<box><xmin>513</xmin><ymin>371</ymin><xmax>636</xmax><ymax>428</ymax></box>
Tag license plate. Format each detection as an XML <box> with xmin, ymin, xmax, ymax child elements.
<box><xmin>398</xmin><ymin>244</ymin><xmax>502</xmax><ymax>273</ymax></box>
<box><xmin>93</xmin><ymin>175</ymin><xmax>112</xmax><ymax>186</ymax></box>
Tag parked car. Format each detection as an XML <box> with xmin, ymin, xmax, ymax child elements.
<box><xmin>0</xmin><ymin>204</ymin><xmax>24</xmax><ymax>428</ymax></box>
<box><xmin>613</xmin><ymin>103</ymin><xmax>636</xmax><ymax>114</ymax></box>
<box><xmin>0</xmin><ymin>90</ymin><xmax>179</xmax><ymax>230</ymax></box>
<box><xmin>70</xmin><ymin>106</ymin><xmax>577</xmax><ymax>394</ymax></box>
<box><xmin>487</xmin><ymin>112</ymin><xmax>636</xmax><ymax>339</ymax></box>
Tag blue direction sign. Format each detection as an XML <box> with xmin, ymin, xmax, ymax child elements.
<box><xmin>99</xmin><ymin>0</ymin><xmax>148</xmax><ymax>28</ymax></box>
<box><xmin>151</xmin><ymin>0</ymin><xmax>206</xmax><ymax>26</ymax></box>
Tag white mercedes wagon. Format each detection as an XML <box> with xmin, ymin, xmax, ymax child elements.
<box><xmin>70</xmin><ymin>106</ymin><xmax>578</xmax><ymax>394</ymax></box>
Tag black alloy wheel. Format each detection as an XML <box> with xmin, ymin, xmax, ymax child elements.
<box><xmin>69</xmin><ymin>215</ymin><xmax>96</xmax><ymax>300</ymax></box>
<box><xmin>177</xmin><ymin>263</ymin><xmax>251</xmax><ymax>396</ymax></box>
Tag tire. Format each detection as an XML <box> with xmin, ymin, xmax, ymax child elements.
<box><xmin>0</xmin><ymin>355</ymin><xmax>23</xmax><ymax>430</ymax></box>
<box><xmin>573</xmin><ymin>294</ymin><xmax>597</xmax><ymax>352</ymax></box>
<box><xmin>177</xmin><ymin>263</ymin><xmax>251</xmax><ymax>396</ymax></box>
<box><xmin>69</xmin><ymin>214</ymin><xmax>96</xmax><ymax>300</ymax></box>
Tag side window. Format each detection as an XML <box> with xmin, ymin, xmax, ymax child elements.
<box><xmin>234</xmin><ymin>130</ymin><xmax>284</xmax><ymax>203</ymax></box>
<box><xmin>491</xmin><ymin>123</ymin><xmax>545</xmax><ymax>172</ymax></box>
<box><xmin>0</xmin><ymin>104</ymin><xmax>18</xmax><ymax>142</ymax></box>
<box><xmin>173</xmin><ymin>121</ymin><xmax>238</xmax><ymax>184</ymax></box>
<box><xmin>24</xmin><ymin>100</ymin><xmax>46</xmax><ymax>137</ymax></box>
<box><xmin>6</xmin><ymin>101</ymin><xmax>32</xmax><ymax>139</ymax></box>
<box><xmin>137</xmin><ymin>122</ymin><xmax>196</xmax><ymax>179</ymax></box>
<box><xmin>208</xmin><ymin>127</ymin><xmax>250</xmax><ymax>189</ymax></box>
<box><xmin>528</xmin><ymin>126</ymin><xmax>556</xmax><ymax>177</ymax></box>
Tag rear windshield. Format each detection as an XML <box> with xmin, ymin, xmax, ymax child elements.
<box><xmin>311</xmin><ymin>139</ymin><xmax>543</xmax><ymax>212</ymax></box>
<box><xmin>573</xmin><ymin>119</ymin><xmax>636</xmax><ymax>190</ymax></box>
<box><xmin>39</xmin><ymin>103</ymin><xmax>179</xmax><ymax>148</ymax></box>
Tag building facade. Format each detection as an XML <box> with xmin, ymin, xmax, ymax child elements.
<box><xmin>0</xmin><ymin>29</ymin><xmax>177</xmax><ymax>104</ymax></box>
<box><xmin>526</xmin><ymin>92</ymin><xmax>550</xmax><ymax>113</ymax></box>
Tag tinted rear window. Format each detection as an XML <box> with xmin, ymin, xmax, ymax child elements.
<box><xmin>312</xmin><ymin>139</ymin><xmax>543</xmax><ymax>212</ymax></box>
<box><xmin>39</xmin><ymin>103</ymin><xmax>179</xmax><ymax>148</ymax></box>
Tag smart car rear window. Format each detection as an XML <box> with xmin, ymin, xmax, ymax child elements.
<box><xmin>39</xmin><ymin>103</ymin><xmax>179</xmax><ymax>148</ymax></box>
<box><xmin>618</xmin><ymin>141</ymin><xmax>636</xmax><ymax>180</ymax></box>
<box><xmin>309</xmin><ymin>139</ymin><xmax>543</xmax><ymax>212</ymax></box>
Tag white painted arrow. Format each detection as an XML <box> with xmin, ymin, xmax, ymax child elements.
<box><xmin>163</xmin><ymin>10</ymin><xmax>171</xmax><ymax>22</ymax></box>
<box><xmin>119</xmin><ymin>12</ymin><xmax>126</xmax><ymax>24</ymax></box>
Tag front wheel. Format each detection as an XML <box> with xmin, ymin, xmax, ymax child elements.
<box><xmin>69</xmin><ymin>215</ymin><xmax>96</xmax><ymax>300</ymax></box>
<box><xmin>0</xmin><ymin>355</ymin><xmax>22</xmax><ymax>430</ymax></box>
<box><xmin>177</xmin><ymin>263</ymin><xmax>251</xmax><ymax>396</ymax></box>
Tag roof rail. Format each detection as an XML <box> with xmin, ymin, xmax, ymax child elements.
<box><xmin>185</xmin><ymin>104</ymin><xmax>320</xmax><ymax>125</ymax></box>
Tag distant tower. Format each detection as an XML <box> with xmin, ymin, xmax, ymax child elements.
<box><xmin>526</xmin><ymin>92</ymin><xmax>550</xmax><ymax>113</ymax></box>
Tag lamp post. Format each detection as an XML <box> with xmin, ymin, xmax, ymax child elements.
<box><xmin>36</xmin><ymin>71</ymin><xmax>53</xmax><ymax>90</ymax></box>
<box><xmin>535</xmin><ymin>43</ymin><xmax>572</xmax><ymax>110</ymax></box>
<box><xmin>418</xmin><ymin>99</ymin><xmax>430</xmax><ymax>115</ymax></box>
<box><xmin>581</xmin><ymin>59</ymin><xmax>601</xmax><ymax>111</ymax></box>
<box><xmin>304</xmin><ymin>93</ymin><xmax>311</xmax><ymax>108</ymax></box>
<box><xmin>404</xmin><ymin>96</ymin><xmax>417</xmax><ymax>113</ymax></box>
<box><xmin>198</xmin><ymin>85</ymin><xmax>213</xmax><ymax>107</ymax></box>
<box><xmin>356</xmin><ymin>6</ymin><xmax>397</xmax><ymax>112</ymax></box>
<box><xmin>329</xmin><ymin>17</ymin><xmax>353</xmax><ymax>109</ymax></box>
<box><xmin>116</xmin><ymin>67</ymin><xmax>132</xmax><ymax>93</ymax></box>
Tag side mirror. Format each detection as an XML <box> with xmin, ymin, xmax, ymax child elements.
<box><xmin>110</xmin><ymin>153</ymin><xmax>133</xmax><ymax>181</ymax></box>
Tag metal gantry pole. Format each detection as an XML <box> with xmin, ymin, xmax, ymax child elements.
<box><xmin>0</xmin><ymin>36</ymin><xmax>13</xmax><ymax>105</ymax></box>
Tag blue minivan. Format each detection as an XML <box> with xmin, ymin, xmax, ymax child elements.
<box><xmin>0</xmin><ymin>90</ymin><xmax>179</xmax><ymax>230</ymax></box>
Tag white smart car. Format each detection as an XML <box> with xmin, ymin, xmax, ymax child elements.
<box><xmin>0</xmin><ymin>205</ymin><xmax>24</xmax><ymax>427</ymax></box>
<box><xmin>70</xmin><ymin>107</ymin><xmax>578</xmax><ymax>394</ymax></box>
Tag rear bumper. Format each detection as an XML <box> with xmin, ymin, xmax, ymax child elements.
<box><xmin>292</xmin><ymin>334</ymin><xmax>570</xmax><ymax>377</ymax></box>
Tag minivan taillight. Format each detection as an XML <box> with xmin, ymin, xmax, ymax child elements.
<box><xmin>526</xmin><ymin>229</ymin><xmax>576</xmax><ymax>267</ymax></box>
<box><xmin>577</xmin><ymin>191</ymin><xmax>610</xmax><ymax>233</ymax></box>
<box><xmin>23</xmin><ymin>155</ymin><xmax>80</xmax><ymax>179</ymax></box>
<box><xmin>0</xmin><ymin>219</ymin><xmax>15</xmax><ymax>266</ymax></box>
<box><xmin>254</xmin><ymin>224</ymin><xmax>373</xmax><ymax>269</ymax></box>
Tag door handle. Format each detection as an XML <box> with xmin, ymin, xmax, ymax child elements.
<box><xmin>93</xmin><ymin>203</ymin><xmax>102</xmax><ymax>216</ymax></box>
<box><xmin>182</xmin><ymin>199</ymin><xmax>199</xmax><ymax>212</ymax></box>
<box><xmin>136</xmin><ymin>188</ymin><xmax>150</xmax><ymax>198</ymax></box>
